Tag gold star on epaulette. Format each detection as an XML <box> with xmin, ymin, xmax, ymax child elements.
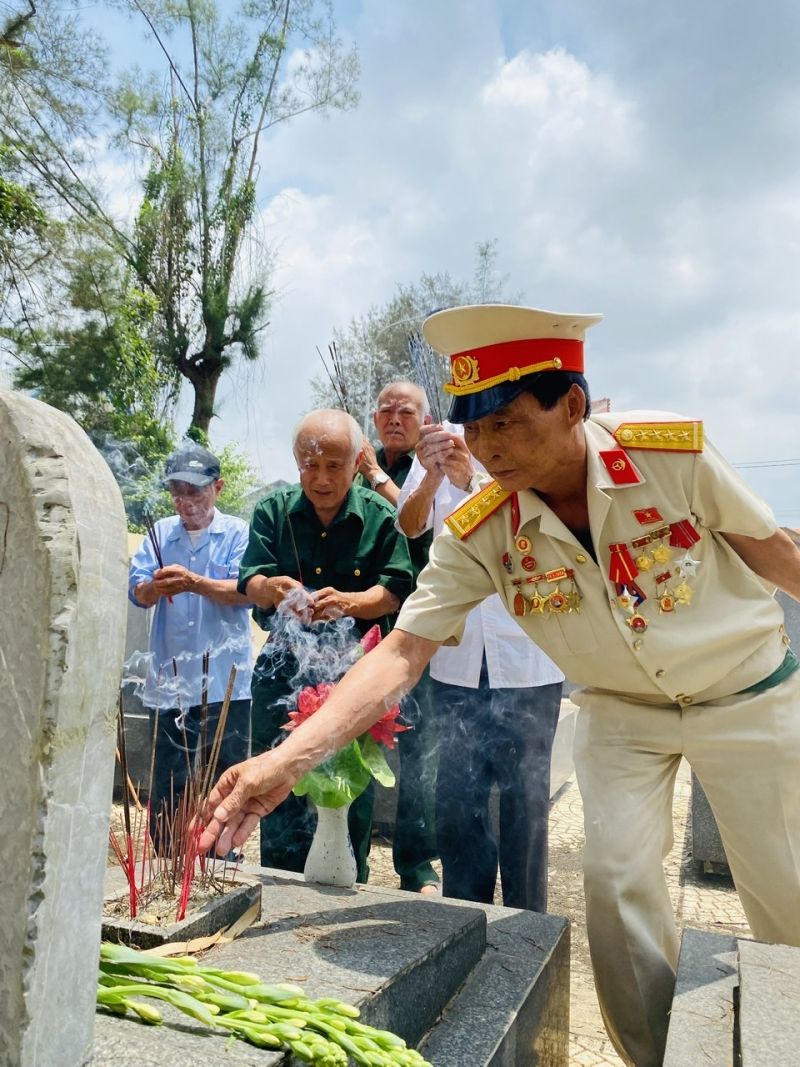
<box><xmin>613</xmin><ymin>421</ymin><xmax>703</xmax><ymax>453</ymax></box>
<box><xmin>444</xmin><ymin>481</ymin><xmax>513</xmax><ymax>540</ymax></box>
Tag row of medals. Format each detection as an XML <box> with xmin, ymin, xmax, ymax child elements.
<box><xmin>617</xmin><ymin>524</ymin><xmax>700</xmax><ymax>634</ymax></box>
<box><xmin>506</xmin><ymin>535</ymin><xmax>582</xmax><ymax>617</ymax></box>
<box><xmin>506</xmin><ymin>525</ymin><xmax>701</xmax><ymax>632</ymax></box>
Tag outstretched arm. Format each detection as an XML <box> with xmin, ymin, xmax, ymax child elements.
<box><xmin>199</xmin><ymin>628</ymin><xmax>440</xmax><ymax>855</ymax></box>
<box><xmin>722</xmin><ymin>527</ymin><xmax>800</xmax><ymax>601</ymax></box>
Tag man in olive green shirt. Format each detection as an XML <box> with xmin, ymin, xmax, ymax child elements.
<box><xmin>238</xmin><ymin>409</ymin><xmax>413</xmax><ymax>878</ymax></box>
<box><xmin>356</xmin><ymin>381</ymin><xmax>439</xmax><ymax>893</ymax></box>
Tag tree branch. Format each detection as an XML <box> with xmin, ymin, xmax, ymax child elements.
<box><xmin>1</xmin><ymin>0</ymin><xmax>36</xmax><ymax>49</ymax></box>
<box><xmin>130</xmin><ymin>0</ymin><xmax>197</xmax><ymax>114</ymax></box>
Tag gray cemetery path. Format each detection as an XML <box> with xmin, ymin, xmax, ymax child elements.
<box><xmin>243</xmin><ymin>759</ymin><xmax>749</xmax><ymax>1067</ymax></box>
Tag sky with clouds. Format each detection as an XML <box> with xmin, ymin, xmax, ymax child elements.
<box><xmin>91</xmin><ymin>1</ymin><xmax>800</xmax><ymax>522</ymax></box>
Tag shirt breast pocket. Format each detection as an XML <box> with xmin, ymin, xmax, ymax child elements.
<box><xmin>209</xmin><ymin>561</ymin><xmax>231</xmax><ymax>580</ymax></box>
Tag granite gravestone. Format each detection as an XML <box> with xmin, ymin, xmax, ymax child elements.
<box><xmin>0</xmin><ymin>391</ymin><xmax>128</xmax><ymax>1067</ymax></box>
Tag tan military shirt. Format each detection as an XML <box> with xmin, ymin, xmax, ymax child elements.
<box><xmin>397</xmin><ymin>411</ymin><xmax>787</xmax><ymax>705</ymax></box>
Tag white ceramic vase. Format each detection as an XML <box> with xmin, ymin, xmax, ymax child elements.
<box><xmin>304</xmin><ymin>802</ymin><xmax>357</xmax><ymax>888</ymax></box>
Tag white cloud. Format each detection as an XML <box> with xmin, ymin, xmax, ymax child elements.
<box><xmin>161</xmin><ymin>0</ymin><xmax>800</xmax><ymax>518</ymax></box>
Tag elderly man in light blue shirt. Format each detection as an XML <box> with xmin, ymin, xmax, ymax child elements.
<box><xmin>129</xmin><ymin>443</ymin><xmax>253</xmax><ymax>854</ymax></box>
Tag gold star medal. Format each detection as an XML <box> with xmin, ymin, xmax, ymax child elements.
<box><xmin>675</xmin><ymin>581</ymin><xmax>693</xmax><ymax>605</ymax></box>
<box><xmin>651</xmin><ymin>544</ymin><xmax>673</xmax><ymax>564</ymax></box>
<box><xmin>547</xmin><ymin>587</ymin><xmax>569</xmax><ymax>613</ymax></box>
<box><xmin>528</xmin><ymin>592</ymin><xmax>546</xmax><ymax>614</ymax></box>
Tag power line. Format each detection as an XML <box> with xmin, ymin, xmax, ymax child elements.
<box><xmin>732</xmin><ymin>458</ymin><xmax>800</xmax><ymax>469</ymax></box>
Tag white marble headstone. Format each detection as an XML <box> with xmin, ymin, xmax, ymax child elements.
<box><xmin>0</xmin><ymin>391</ymin><xmax>128</xmax><ymax>1067</ymax></box>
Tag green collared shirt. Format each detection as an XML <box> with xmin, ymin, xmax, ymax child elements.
<box><xmin>356</xmin><ymin>446</ymin><xmax>433</xmax><ymax>582</ymax></box>
<box><xmin>238</xmin><ymin>483</ymin><xmax>413</xmax><ymax>636</ymax></box>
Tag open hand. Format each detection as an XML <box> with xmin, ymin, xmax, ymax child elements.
<box><xmin>198</xmin><ymin>754</ymin><xmax>297</xmax><ymax>856</ymax></box>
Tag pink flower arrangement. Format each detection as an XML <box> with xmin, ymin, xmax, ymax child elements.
<box><xmin>282</xmin><ymin>625</ymin><xmax>411</xmax><ymax>807</ymax></box>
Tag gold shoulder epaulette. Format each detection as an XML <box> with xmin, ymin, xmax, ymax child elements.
<box><xmin>613</xmin><ymin>420</ymin><xmax>703</xmax><ymax>453</ymax></box>
<box><xmin>444</xmin><ymin>481</ymin><xmax>512</xmax><ymax>540</ymax></box>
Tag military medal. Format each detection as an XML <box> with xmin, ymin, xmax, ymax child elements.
<box><xmin>515</xmin><ymin>535</ymin><xmax>532</xmax><ymax>554</ymax></box>
<box><xmin>627</xmin><ymin>613</ymin><xmax>648</xmax><ymax>633</ymax></box>
<box><xmin>651</xmin><ymin>543</ymin><xmax>672</xmax><ymax>564</ymax></box>
<box><xmin>674</xmin><ymin>581</ymin><xmax>693</xmax><ymax>605</ymax></box>
<box><xmin>633</xmin><ymin>506</ymin><xmax>663</xmax><ymax>525</ymax></box>
<box><xmin>502</xmin><ymin>552</ymin><xmax>513</xmax><ymax>574</ymax></box>
<box><xmin>521</xmin><ymin>555</ymin><xmax>537</xmax><ymax>572</ymax></box>
<box><xmin>547</xmin><ymin>587</ymin><xmax>569</xmax><ymax>613</ymax></box>
<box><xmin>676</xmin><ymin>553</ymin><xmax>700</xmax><ymax>578</ymax></box>
<box><xmin>513</xmin><ymin>590</ymin><xmax>527</xmax><ymax>616</ymax></box>
<box><xmin>527</xmin><ymin>590</ymin><xmax>546</xmax><ymax>614</ymax></box>
<box><xmin>669</xmin><ymin>519</ymin><xmax>701</xmax><ymax>548</ymax></box>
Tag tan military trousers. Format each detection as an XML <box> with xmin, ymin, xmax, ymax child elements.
<box><xmin>573</xmin><ymin>671</ymin><xmax>800</xmax><ymax>1067</ymax></box>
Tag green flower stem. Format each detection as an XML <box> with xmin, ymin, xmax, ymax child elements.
<box><xmin>97</xmin><ymin>943</ymin><xmax>432</xmax><ymax>1066</ymax></box>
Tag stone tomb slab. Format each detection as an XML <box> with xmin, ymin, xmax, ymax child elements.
<box><xmin>663</xmin><ymin>928</ymin><xmax>738</xmax><ymax>1067</ymax></box>
<box><xmin>413</xmin><ymin>899</ymin><xmax>570</xmax><ymax>1067</ymax></box>
<box><xmin>738</xmin><ymin>939</ymin><xmax>800</xmax><ymax>1065</ymax></box>
<box><xmin>92</xmin><ymin>870</ymin><xmax>487</xmax><ymax>1065</ymax></box>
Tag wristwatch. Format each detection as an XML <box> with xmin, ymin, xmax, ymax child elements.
<box><xmin>370</xmin><ymin>471</ymin><xmax>390</xmax><ymax>490</ymax></box>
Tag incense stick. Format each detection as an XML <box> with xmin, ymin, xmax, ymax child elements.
<box><xmin>116</xmin><ymin>695</ymin><xmax>138</xmax><ymax>918</ymax></box>
<box><xmin>317</xmin><ymin>340</ymin><xmax>353</xmax><ymax>415</ymax></box>
<box><xmin>144</xmin><ymin>510</ymin><xmax>174</xmax><ymax>603</ymax></box>
<box><xmin>408</xmin><ymin>331</ymin><xmax>445</xmax><ymax>423</ymax></box>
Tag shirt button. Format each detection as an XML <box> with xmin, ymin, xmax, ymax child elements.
<box><xmin>680</xmin><ymin>695</ymin><xmax>692</xmax><ymax>705</ymax></box>
<box><xmin>655</xmin><ymin>669</ymin><xmax>665</xmax><ymax>678</ymax></box>
<box><xmin>188</xmin><ymin>621</ymin><xmax>195</xmax><ymax>627</ymax></box>
<box><xmin>321</xmin><ymin>532</ymin><xmax>327</xmax><ymax>539</ymax></box>
<box><xmin>633</xmin><ymin>638</ymin><xmax>643</xmax><ymax>651</ymax></box>
<box><xmin>354</xmin><ymin>568</ymin><xmax>361</xmax><ymax>576</ymax></box>
<box><xmin>315</xmin><ymin>566</ymin><xmax>322</xmax><ymax>575</ymax></box>
<box><xmin>575</xmin><ymin>553</ymin><xmax>587</xmax><ymax>564</ymax></box>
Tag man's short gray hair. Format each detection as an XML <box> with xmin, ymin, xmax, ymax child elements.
<box><xmin>376</xmin><ymin>380</ymin><xmax>430</xmax><ymax>419</ymax></box>
<box><xmin>292</xmin><ymin>409</ymin><xmax>363</xmax><ymax>462</ymax></box>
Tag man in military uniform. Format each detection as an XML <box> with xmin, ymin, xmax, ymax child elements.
<box><xmin>202</xmin><ymin>307</ymin><xmax>800</xmax><ymax>1067</ymax></box>
<box><xmin>356</xmin><ymin>381</ymin><xmax>441</xmax><ymax>895</ymax></box>
<box><xmin>238</xmin><ymin>408</ymin><xmax>413</xmax><ymax>880</ymax></box>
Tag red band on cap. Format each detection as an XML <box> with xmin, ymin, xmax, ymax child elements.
<box><xmin>451</xmin><ymin>337</ymin><xmax>584</xmax><ymax>380</ymax></box>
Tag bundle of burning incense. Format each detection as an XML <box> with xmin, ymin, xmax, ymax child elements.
<box><xmin>143</xmin><ymin>510</ymin><xmax>173</xmax><ymax>603</ymax></box>
<box><xmin>407</xmin><ymin>331</ymin><xmax>444</xmax><ymax>423</ymax></box>
<box><xmin>115</xmin><ymin>697</ymin><xmax>139</xmax><ymax>918</ymax></box>
<box><xmin>109</xmin><ymin>664</ymin><xmax>242</xmax><ymax>924</ymax></box>
<box><xmin>317</xmin><ymin>341</ymin><xmax>353</xmax><ymax>415</ymax></box>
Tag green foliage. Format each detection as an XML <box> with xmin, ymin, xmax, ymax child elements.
<box><xmin>1</xmin><ymin>0</ymin><xmax>359</xmax><ymax>441</ymax></box>
<box><xmin>216</xmin><ymin>442</ymin><xmax>258</xmax><ymax>520</ymax></box>
<box><xmin>292</xmin><ymin>740</ymin><xmax>374</xmax><ymax>809</ymax></box>
<box><xmin>0</xmin><ymin>171</ymin><xmax>45</xmax><ymax>240</ymax></box>
<box><xmin>311</xmin><ymin>240</ymin><xmax>521</xmax><ymax>428</ymax></box>
<box><xmin>110</xmin><ymin>0</ymin><xmax>360</xmax><ymax>436</ymax></box>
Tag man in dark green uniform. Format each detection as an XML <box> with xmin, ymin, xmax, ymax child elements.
<box><xmin>357</xmin><ymin>381</ymin><xmax>440</xmax><ymax>893</ymax></box>
<box><xmin>238</xmin><ymin>408</ymin><xmax>413</xmax><ymax>878</ymax></box>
